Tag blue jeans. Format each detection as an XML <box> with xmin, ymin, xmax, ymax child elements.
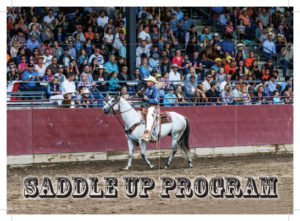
<box><xmin>280</xmin><ymin>59</ymin><xmax>293</xmax><ymax>76</ymax></box>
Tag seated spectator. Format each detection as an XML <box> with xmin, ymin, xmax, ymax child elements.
<box><xmin>282</xmin><ymin>85</ymin><xmax>293</xmax><ymax>104</ymax></box>
<box><xmin>224</xmin><ymin>60</ymin><xmax>236</xmax><ymax>74</ymax></box>
<box><xmin>61</xmin><ymin>72</ymin><xmax>77</xmax><ymax>97</ymax></box>
<box><xmin>199</xmin><ymin>27</ymin><xmax>212</xmax><ymax>43</ymax></box>
<box><xmin>244</xmin><ymin>51</ymin><xmax>256</xmax><ymax>68</ymax></box>
<box><xmin>112</xmin><ymin>30</ymin><xmax>125</xmax><ymax>55</ymax></box>
<box><xmin>222</xmin><ymin>33</ymin><xmax>235</xmax><ymax>55</ymax></box>
<box><xmin>81</xmin><ymin>65</ymin><xmax>93</xmax><ymax>83</ymax></box>
<box><xmin>175</xmin><ymin>85</ymin><xmax>187</xmax><ymax>105</ymax></box>
<box><xmin>104</xmin><ymin>54</ymin><xmax>119</xmax><ymax>75</ymax></box>
<box><xmin>77</xmin><ymin>72</ymin><xmax>94</xmax><ymax>91</ymax></box>
<box><xmin>26</xmin><ymin>32</ymin><xmax>40</xmax><ymax>51</ymax></box>
<box><xmin>42</xmin><ymin>68</ymin><xmax>54</xmax><ymax>82</ymax></box>
<box><xmin>221</xmin><ymin>83</ymin><xmax>234</xmax><ymax>105</ymax></box>
<box><xmin>48</xmin><ymin>56</ymin><xmax>59</xmax><ymax>75</ymax></box>
<box><xmin>186</xmin><ymin>67</ymin><xmax>197</xmax><ymax>82</ymax></box>
<box><xmin>58</xmin><ymin>47</ymin><xmax>72</xmax><ymax>67</ymax></box>
<box><xmin>205</xmin><ymin>81</ymin><xmax>220</xmax><ymax>105</ymax></box>
<box><xmin>43</xmin><ymin>48</ymin><xmax>53</xmax><ymax>67</ymax></box>
<box><xmin>172</xmin><ymin>49</ymin><xmax>184</xmax><ymax>67</ymax></box>
<box><xmin>54</xmin><ymin>64</ymin><xmax>66</xmax><ymax>84</ymax></box>
<box><xmin>67</xmin><ymin>40</ymin><xmax>76</xmax><ymax>59</ymax></box>
<box><xmin>264</xmin><ymin>74</ymin><xmax>277</xmax><ymax>96</ymax></box>
<box><xmin>232</xmin><ymin>81</ymin><xmax>242</xmax><ymax>104</ymax></box>
<box><xmin>48</xmin><ymin>76</ymin><xmax>63</xmax><ymax>105</ymax></box>
<box><xmin>194</xmin><ymin>84</ymin><xmax>207</xmax><ymax>105</ymax></box>
<box><xmin>10</xmin><ymin>40</ymin><xmax>20</xmax><ymax>58</ymax></box>
<box><xmin>253</xmin><ymin>84</ymin><xmax>267</xmax><ymax>104</ymax></box>
<box><xmin>108</xmin><ymin>71</ymin><xmax>120</xmax><ymax>91</ymax></box>
<box><xmin>255</xmin><ymin>21</ymin><xmax>264</xmax><ymax>42</ymax></box>
<box><xmin>139</xmin><ymin>57</ymin><xmax>151</xmax><ymax>79</ymax></box>
<box><xmin>168</xmin><ymin>64</ymin><xmax>182</xmax><ymax>86</ymax></box>
<box><xmin>211</xmin><ymin>57</ymin><xmax>222</xmax><ymax>72</ymax></box>
<box><xmin>241</xmin><ymin>86</ymin><xmax>251</xmax><ymax>105</ymax></box>
<box><xmin>280</xmin><ymin>76</ymin><xmax>292</xmax><ymax>93</ymax></box>
<box><xmin>34</xmin><ymin>56</ymin><xmax>47</xmax><ymax>79</ymax></box>
<box><xmin>160</xmin><ymin>57</ymin><xmax>170</xmax><ymax>74</ymax></box>
<box><xmin>138</xmin><ymin>25</ymin><xmax>152</xmax><ymax>46</ymax></box>
<box><xmin>272</xmin><ymin>90</ymin><xmax>282</xmax><ymax>104</ymax></box>
<box><xmin>97</xmin><ymin>10</ymin><xmax>109</xmax><ymax>28</ymax></box>
<box><xmin>19</xmin><ymin>63</ymin><xmax>46</xmax><ymax>93</ymax></box>
<box><xmin>118</xmin><ymin>65</ymin><xmax>130</xmax><ymax>87</ymax></box>
<box><xmin>7</xmin><ymin>64</ymin><xmax>20</xmax><ymax>81</ymax></box>
<box><xmin>235</xmin><ymin>43</ymin><xmax>246</xmax><ymax>60</ymax></box>
<box><xmin>185</xmin><ymin>75</ymin><xmax>197</xmax><ymax>98</ymax></box>
<box><xmin>78</xmin><ymin>88</ymin><xmax>92</xmax><ymax>108</ymax></box>
<box><xmin>148</xmin><ymin>53</ymin><xmax>160</xmax><ymax>72</ymax></box>
<box><xmin>136</xmin><ymin>40</ymin><xmax>151</xmax><ymax>66</ymax></box>
<box><xmin>163</xmin><ymin>87</ymin><xmax>177</xmax><ymax>107</ymax></box>
<box><xmin>62</xmin><ymin>91</ymin><xmax>75</xmax><ymax>108</ymax></box>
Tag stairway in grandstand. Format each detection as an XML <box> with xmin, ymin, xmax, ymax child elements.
<box><xmin>179</xmin><ymin>7</ymin><xmax>293</xmax><ymax>79</ymax></box>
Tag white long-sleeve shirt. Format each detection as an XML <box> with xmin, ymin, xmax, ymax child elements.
<box><xmin>168</xmin><ymin>70</ymin><xmax>181</xmax><ymax>85</ymax></box>
<box><xmin>61</xmin><ymin>79</ymin><xmax>76</xmax><ymax>96</ymax></box>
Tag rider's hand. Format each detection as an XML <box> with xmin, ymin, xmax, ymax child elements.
<box><xmin>143</xmin><ymin>96</ymin><xmax>147</xmax><ymax>100</ymax></box>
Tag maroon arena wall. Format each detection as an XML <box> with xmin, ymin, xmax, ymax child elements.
<box><xmin>7</xmin><ymin>105</ymin><xmax>293</xmax><ymax>155</ymax></box>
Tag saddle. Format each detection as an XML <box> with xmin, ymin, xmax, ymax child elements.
<box><xmin>140</xmin><ymin>108</ymin><xmax>172</xmax><ymax>124</ymax></box>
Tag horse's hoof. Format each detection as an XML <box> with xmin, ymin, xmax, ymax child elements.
<box><xmin>149</xmin><ymin>165</ymin><xmax>154</xmax><ymax>169</ymax></box>
<box><xmin>164</xmin><ymin>165</ymin><xmax>169</xmax><ymax>169</ymax></box>
<box><xmin>188</xmin><ymin>163</ymin><xmax>193</xmax><ymax>168</ymax></box>
<box><xmin>123</xmin><ymin>166</ymin><xmax>130</xmax><ymax>170</ymax></box>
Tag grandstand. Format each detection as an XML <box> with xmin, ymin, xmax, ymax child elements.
<box><xmin>6</xmin><ymin>7</ymin><xmax>293</xmax><ymax>108</ymax></box>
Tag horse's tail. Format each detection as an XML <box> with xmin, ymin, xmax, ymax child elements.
<box><xmin>178</xmin><ymin>118</ymin><xmax>190</xmax><ymax>152</ymax></box>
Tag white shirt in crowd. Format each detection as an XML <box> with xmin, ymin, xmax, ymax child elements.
<box><xmin>104</xmin><ymin>33</ymin><xmax>114</xmax><ymax>44</ymax></box>
<box><xmin>43</xmin><ymin>54</ymin><xmax>53</xmax><ymax>67</ymax></box>
<box><xmin>61</xmin><ymin>79</ymin><xmax>76</xmax><ymax>96</ymax></box>
<box><xmin>97</xmin><ymin>16</ymin><xmax>109</xmax><ymax>27</ymax></box>
<box><xmin>138</xmin><ymin>31</ymin><xmax>151</xmax><ymax>43</ymax></box>
<box><xmin>88</xmin><ymin>53</ymin><xmax>104</xmax><ymax>66</ymax></box>
<box><xmin>35</xmin><ymin>64</ymin><xmax>47</xmax><ymax>78</ymax></box>
<box><xmin>202</xmin><ymin>80</ymin><xmax>211</xmax><ymax>92</ymax></box>
<box><xmin>43</xmin><ymin>15</ymin><xmax>55</xmax><ymax>25</ymax></box>
<box><xmin>168</xmin><ymin>70</ymin><xmax>181</xmax><ymax>85</ymax></box>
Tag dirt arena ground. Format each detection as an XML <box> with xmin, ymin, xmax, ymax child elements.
<box><xmin>7</xmin><ymin>153</ymin><xmax>293</xmax><ymax>214</ymax></box>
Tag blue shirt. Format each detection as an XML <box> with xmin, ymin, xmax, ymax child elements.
<box><xmin>139</xmin><ymin>65</ymin><xmax>151</xmax><ymax>79</ymax></box>
<box><xmin>172</xmin><ymin>10</ymin><xmax>184</xmax><ymax>21</ymax></box>
<box><xmin>68</xmin><ymin>47</ymin><xmax>77</xmax><ymax>59</ymax></box>
<box><xmin>263</xmin><ymin>40</ymin><xmax>276</xmax><ymax>54</ymax></box>
<box><xmin>104</xmin><ymin>61</ymin><xmax>119</xmax><ymax>74</ymax></box>
<box><xmin>222</xmin><ymin>39</ymin><xmax>235</xmax><ymax>54</ymax></box>
<box><xmin>145</xmin><ymin>85</ymin><xmax>160</xmax><ymax>105</ymax></box>
<box><xmin>163</xmin><ymin>93</ymin><xmax>177</xmax><ymax>106</ymax></box>
<box><xmin>108</xmin><ymin>77</ymin><xmax>119</xmax><ymax>90</ymax></box>
<box><xmin>22</xmin><ymin>70</ymin><xmax>38</xmax><ymax>87</ymax></box>
<box><xmin>170</xmin><ymin>19</ymin><xmax>178</xmax><ymax>32</ymax></box>
<box><xmin>26</xmin><ymin>39</ymin><xmax>40</xmax><ymax>51</ymax></box>
<box><xmin>179</xmin><ymin>18</ymin><xmax>195</xmax><ymax>31</ymax></box>
<box><xmin>199</xmin><ymin>33</ymin><xmax>212</xmax><ymax>42</ymax></box>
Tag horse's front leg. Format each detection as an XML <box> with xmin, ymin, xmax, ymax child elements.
<box><xmin>139</xmin><ymin>141</ymin><xmax>154</xmax><ymax>169</ymax></box>
<box><xmin>124</xmin><ymin>138</ymin><xmax>134</xmax><ymax>170</ymax></box>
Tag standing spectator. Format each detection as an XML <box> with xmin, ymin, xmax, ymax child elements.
<box><xmin>280</xmin><ymin>40</ymin><xmax>293</xmax><ymax>76</ymax></box>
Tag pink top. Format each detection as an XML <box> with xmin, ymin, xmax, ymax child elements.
<box><xmin>172</xmin><ymin>56</ymin><xmax>183</xmax><ymax>67</ymax></box>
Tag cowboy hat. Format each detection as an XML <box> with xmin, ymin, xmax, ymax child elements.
<box><xmin>213</xmin><ymin>33</ymin><xmax>219</xmax><ymax>37</ymax></box>
<box><xmin>170</xmin><ymin>63</ymin><xmax>179</xmax><ymax>68</ymax></box>
<box><xmin>155</xmin><ymin>73</ymin><xmax>162</xmax><ymax>78</ymax></box>
<box><xmin>98</xmin><ymin>65</ymin><xmax>106</xmax><ymax>69</ymax></box>
<box><xmin>63</xmin><ymin>90</ymin><xmax>73</xmax><ymax>97</ymax></box>
<box><xmin>144</xmin><ymin>75</ymin><xmax>158</xmax><ymax>84</ymax></box>
<box><xmin>236</xmin><ymin>43</ymin><xmax>245</xmax><ymax>48</ymax></box>
<box><xmin>80</xmin><ymin>88</ymin><xmax>90</xmax><ymax>95</ymax></box>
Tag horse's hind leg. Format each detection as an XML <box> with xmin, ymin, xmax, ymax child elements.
<box><xmin>124</xmin><ymin>139</ymin><xmax>134</xmax><ymax>170</ymax></box>
<box><xmin>165</xmin><ymin>133</ymin><xmax>180</xmax><ymax>169</ymax></box>
<box><xmin>139</xmin><ymin>141</ymin><xmax>154</xmax><ymax>169</ymax></box>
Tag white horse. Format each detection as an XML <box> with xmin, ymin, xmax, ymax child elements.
<box><xmin>103</xmin><ymin>94</ymin><xmax>193</xmax><ymax>170</ymax></box>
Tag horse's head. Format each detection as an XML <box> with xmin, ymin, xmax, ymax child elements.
<box><xmin>103</xmin><ymin>93</ymin><xmax>121</xmax><ymax>114</ymax></box>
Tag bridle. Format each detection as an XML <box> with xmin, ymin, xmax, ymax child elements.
<box><xmin>105</xmin><ymin>96</ymin><xmax>134</xmax><ymax>133</ymax></box>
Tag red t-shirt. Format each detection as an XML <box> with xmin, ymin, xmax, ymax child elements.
<box><xmin>172</xmin><ymin>56</ymin><xmax>184</xmax><ymax>67</ymax></box>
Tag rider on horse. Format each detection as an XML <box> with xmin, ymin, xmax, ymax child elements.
<box><xmin>141</xmin><ymin>75</ymin><xmax>160</xmax><ymax>142</ymax></box>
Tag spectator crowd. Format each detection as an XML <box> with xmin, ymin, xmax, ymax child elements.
<box><xmin>6</xmin><ymin>7</ymin><xmax>293</xmax><ymax>107</ymax></box>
